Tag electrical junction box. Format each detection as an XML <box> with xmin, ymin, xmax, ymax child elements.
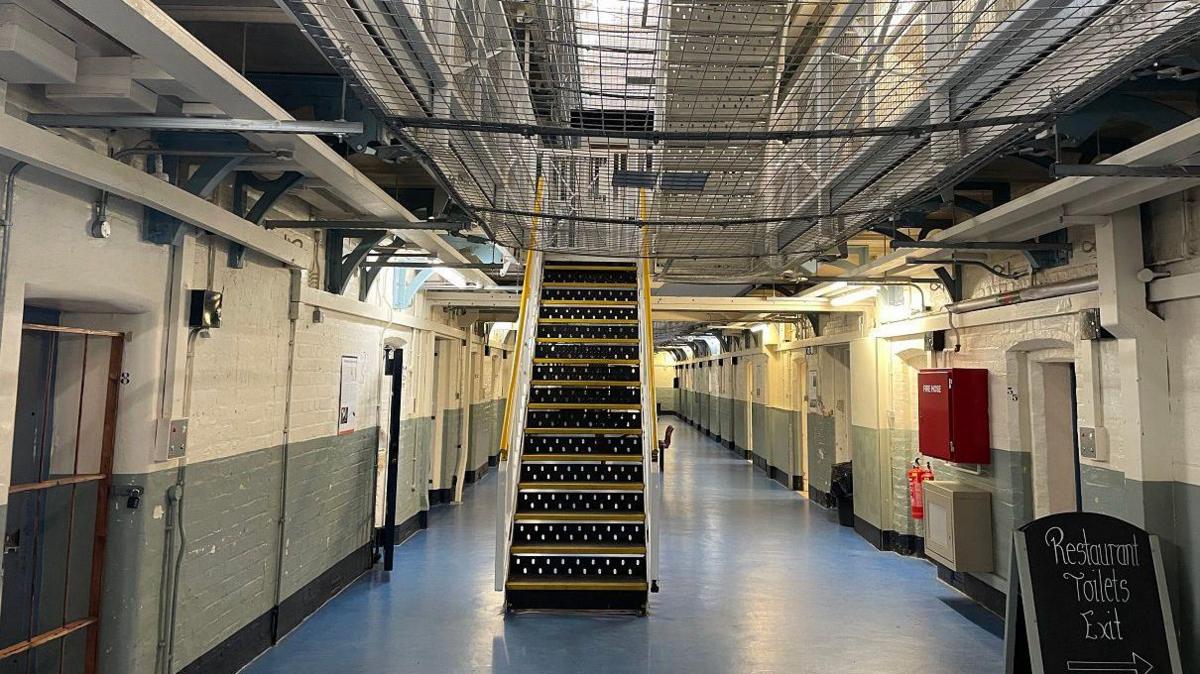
<box><xmin>188</xmin><ymin>289</ymin><xmax>222</xmax><ymax>328</ymax></box>
<box><xmin>923</xmin><ymin>481</ymin><xmax>993</xmax><ymax>573</ymax></box>
<box><xmin>918</xmin><ymin>368</ymin><xmax>991</xmax><ymax>464</ymax></box>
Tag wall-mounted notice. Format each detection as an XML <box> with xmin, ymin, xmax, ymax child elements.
<box><xmin>338</xmin><ymin>355</ymin><xmax>359</xmax><ymax>435</ymax></box>
<box><xmin>1005</xmin><ymin>512</ymin><xmax>1182</xmax><ymax>674</ymax></box>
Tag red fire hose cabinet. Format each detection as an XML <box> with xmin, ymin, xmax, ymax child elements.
<box><xmin>917</xmin><ymin>368</ymin><xmax>991</xmax><ymax>464</ymax></box>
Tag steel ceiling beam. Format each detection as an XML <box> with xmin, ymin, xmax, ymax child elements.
<box><xmin>1050</xmin><ymin>163</ymin><xmax>1200</xmax><ymax>178</ymax></box>
<box><xmin>389</xmin><ymin>113</ymin><xmax>1051</xmax><ymax>143</ymax></box>
<box><xmin>425</xmin><ymin>291</ymin><xmax>866</xmax><ymax>313</ymax></box>
<box><xmin>796</xmin><ymin>116</ymin><xmax>1200</xmax><ymax>294</ymax></box>
<box><xmin>26</xmin><ymin>114</ymin><xmax>363</xmax><ymax>135</ymax></box>
<box><xmin>889</xmin><ymin>240</ymin><xmax>1071</xmax><ymax>251</ymax></box>
<box><xmin>262</xmin><ymin>219</ymin><xmax>466</xmax><ymax>231</ymax></box>
<box><xmin>0</xmin><ymin>115</ymin><xmax>307</xmax><ymax>266</ymax></box>
<box><xmin>57</xmin><ymin>0</ymin><xmax>494</xmax><ymax>287</ymax></box>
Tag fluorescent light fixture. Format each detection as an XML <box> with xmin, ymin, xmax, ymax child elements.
<box><xmin>830</xmin><ymin>287</ymin><xmax>879</xmax><ymax>307</ymax></box>
<box><xmin>434</xmin><ymin>266</ymin><xmax>468</xmax><ymax>288</ymax></box>
<box><xmin>750</xmin><ymin>323</ymin><xmax>770</xmax><ymax>333</ymax></box>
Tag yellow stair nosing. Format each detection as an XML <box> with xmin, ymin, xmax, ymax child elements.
<box><xmin>540</xmin><ymin>300</ymin><xmax>637</xmax><ymax>307</ymax></box>
<box><xmin>514</xmin><ymin>512</ymin><xmax>645</xmax><ymax>522</ymax></box>
<box><xmin>543</xmin><ymin>264</ymin><xmax>638</xmax><ymax>272</ymax></box>
<box><xmin>510</xmin><ymin>545</ymin><xmax>646</xmax><ymax>555</ymax></box>
<box><xmin>524</xmin><ymin>427</ymin><xmax>639</xmax><ymax>434</ymax></box>
<box><xmin>531</xmin><ymin>380</ymin><xmax>640</xmax><ymax>387</ymax></box>
<box><xmin>521</xmin><ymin>454</ymin><xmax>643</xmax><ymax>462</ymax></box>
<box><xmin>505</xmin><ymin>580</ymin><xmax>648</xmax><ymax>592</ymax></box>
<box><xmin>518</xmin><ymin>481</ymin><xmax>644</xmax><ymax>491</ymax></box>
<box><xmin>542</xmin><ymin>282</ymin><xmax>637</xmax><ymax>289</ymax></box>
<box><xmin>538</xmin><ymin>318</ymin><xmax>639</xmax><ymax>325</ymax></box>
<box><xmin>533</xmin><ymin>358</ymin><xmax>638</xmax><ymax>365</ymax></box>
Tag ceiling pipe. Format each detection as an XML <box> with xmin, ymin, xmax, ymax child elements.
<box><xmin>946</xmin><ymin>276</ymin><xmax>1098</xmax><ymax>313</ymax></box>
<box><xmin>113</xmin><ymin>148</ymin><xmax>293</xmax><ymax>162</ymax></box>
<box><xmin>0</xmin><ymin>161</ymin><xmax>29</xmax><ymax>355</ymax></box>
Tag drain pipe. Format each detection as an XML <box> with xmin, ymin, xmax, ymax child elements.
<box><xmin>453</xmin><ymin>321</ymin><xmax>479</xmax><ymax>504</ymax></box>
<box><xmin>1</xmin><ymin>161</ymin><xmax>29</xmax><ymax>352</ymax></box>
<box><xmin>945</xmin><ymin>276</ymin><xmax>1099</xmax><ymax>313</ymax></box>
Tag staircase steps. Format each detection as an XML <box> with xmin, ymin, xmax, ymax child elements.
<box><xmin>502</xmin><ymin>259</ymin><xmax>654</xmax><ymax>612</ymax></box>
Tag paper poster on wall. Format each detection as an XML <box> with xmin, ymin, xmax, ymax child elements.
<box><xmin>808</xmin><ymin>370</ymin><xmax>819</xmax><ymax>411</ymax></box>
<box><xmin>338</xmin><ymin>355</ymin><xmax>359</xmax><ymax>435</ymax></box>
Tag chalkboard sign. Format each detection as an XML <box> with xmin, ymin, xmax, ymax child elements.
<box><xmin>1005</xmin><ymin>512</ymin><xmax>1182</xmax><ymax>674</ymax></box>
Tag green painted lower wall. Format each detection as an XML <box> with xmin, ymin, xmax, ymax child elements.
<box><xmin>807</xmin><ymin>413</ymin><xmax>835</xmax><ymax>493</ymax></box>
<box><xmin>440</xmin><ymin>409</ymin><xmax>463</xmax><ymax>487</ymax></box>
<box><xmin>885</xmin><ymin>428</ymin><xmax>920</xmax><ymax>536</ymax></box>
<box><xmin>468</xmin><ymin>399</ymin><xmax>504</xmax><ymax>472</ymax></box>
<box><xmin>1173</xmin><ymin>480</ymin><xmax>1200</xmax><ymax>672</ymax></box>
<box><xmin>733</xmin><ymin>399</ymin><xmax>749</xmax><ymax>450</ymax></box>
<box><xmin>675</xmin><ymin>393</ymin><xmax>801</xmax><ymax>482</ymax></box>
<box><xmin>97</xmin><ymin>427</ymin><xmax>378</xmax><ymax>674</ymax></box>
<box><xmin>851</xmin><ymin>425</ymin><xmax>882</xmax><ymax>528</ymax></box>
<box><xmin>1080</xmin><ymin>464</ymin><xmax>1198</xmax><ymax>671</ymax></box>
<box><xmin>400</xmin><ymin>417</ymin><xmax>433</xmax><ymax>512</ymax></box>
<box><xmin>766</xmin><ymin>406</ymin><xmax>793</xmax><ymax>475</ymax></box>
<box><xmin>655</xmin><ymin>387</ymin><xmax>677</xmax><ymax>414</ymax></box>
<box><xmin>280</xmin><ymin>429</ymin><xmax>377</xmax><ymax>599</ymax></box>
<box><xmin>715</xmin><ymin>393</ymin><xmax>724</xmax><ymax>441</ymax></box>
<box><xmin>0</xmin><ymin>504</ymin><xmax>6</xmax><ymax>637</ymax></box>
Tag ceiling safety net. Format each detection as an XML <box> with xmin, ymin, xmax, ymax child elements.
<box><xmin>281</xmin><ymin>0</ymin><xmax>1200</xmax><ymax>271</ymax></box>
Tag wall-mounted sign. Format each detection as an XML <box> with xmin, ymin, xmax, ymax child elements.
<box><xmin>1005</xmin><ymin>512</ymin><xmax>1182</xmax><ymax>674</ymax></box>
<box><xmin>338</xmin><ymin>355</ymin><xmax>359</xmax><ymax>435</ymax></box>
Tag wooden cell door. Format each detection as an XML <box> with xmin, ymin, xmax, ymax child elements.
<box><xmin>0</xmin><ymin>324</ymin><xmax>123</xmax><ymax>674</ymax></box>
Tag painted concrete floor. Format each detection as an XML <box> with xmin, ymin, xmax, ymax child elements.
<box><xmin>243</xmin><ymin>419</ymin><xmax>1003</xmax><ymax>674</ymax></box>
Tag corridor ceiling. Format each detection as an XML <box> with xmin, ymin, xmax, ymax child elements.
<box><xmin>279</xmin><ymin>0</ymin><xmax>1200</xmax><ymax>275</ymax></box>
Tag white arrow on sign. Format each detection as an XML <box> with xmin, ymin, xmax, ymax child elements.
<box><xmin>1066</xmin><ymin>653</ymin><xmax>1153</xmax><ymax>674</ymax></box>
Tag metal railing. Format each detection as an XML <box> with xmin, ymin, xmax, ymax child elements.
<box><xmin>494</xmin><ymin>252</ymin><xmax>545</xmax><ymax>591</ymax></box>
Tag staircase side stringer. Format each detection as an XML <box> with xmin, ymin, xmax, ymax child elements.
<box><xmin>495</xmin><ymin>251</ymin><xmax>545</xmax><ymax>593</ymax></box>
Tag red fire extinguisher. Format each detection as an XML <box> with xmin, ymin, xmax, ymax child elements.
<box><xmin>907</xmin><ymin>458</ymin><xmax>936</xmax><ymax>520</ymax></box>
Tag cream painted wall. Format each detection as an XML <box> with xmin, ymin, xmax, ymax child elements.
<box><xmin>0</xmin><ymin>158</ymin><xmax>512</xmax><ymax>512</ymax></box>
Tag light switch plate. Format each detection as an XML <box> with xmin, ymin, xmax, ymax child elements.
<box><xmin>167</xmin><ymin>418</ymin><xmax>188</xmax><ymax>459</ymax></box>
<box><xmin>1079</xmin><ymin>426</ymin><xmax>1109</xmax><ymax>461</ymax></box>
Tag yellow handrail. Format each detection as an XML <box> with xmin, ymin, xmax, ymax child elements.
<box><xmin>498</xmin><ymin>176</ymin><xmax>543</xmax><ymax>461</ymax></box>
<box><xmin>639</xmin><ymin>189</ymin><xmax>659</xmax><ymax>451</ymax></box>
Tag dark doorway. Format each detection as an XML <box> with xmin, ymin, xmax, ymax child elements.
<box><xmin>0</xmin><ymin>323</ymin><xmax>124</xmax><ymax>673</ymax></box>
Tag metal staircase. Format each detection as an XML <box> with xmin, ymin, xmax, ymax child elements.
<box><xmin>496</xmin><ymin>258</ymin><xmax>659</xmax><ymax>613</ymax></box>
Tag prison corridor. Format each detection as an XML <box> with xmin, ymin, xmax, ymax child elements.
<box><xmin>242</xmin><ymin>420</ymin><xmax>1002</xmax><ymax>673</ymax></box>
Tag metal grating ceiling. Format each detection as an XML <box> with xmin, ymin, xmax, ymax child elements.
<box><xmin>280</xmin><ymin>0</ymin><xmax>1200</xmax><ymax>270</ymax></box>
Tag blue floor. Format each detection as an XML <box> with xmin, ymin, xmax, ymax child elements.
<box><xmin>244</xmin><ymin>419</ymin><xmax>1003</xmax><ymax>673</ymax></box>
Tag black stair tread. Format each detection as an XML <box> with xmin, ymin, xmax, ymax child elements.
<box><xmin>521</xmin><ymin>454</ymin><xmax>643</xmax><ymax>462</ymax></box>
<box><xmin>541</xmin><ymin>301</ymin><xmax>637</xmax><ymax>309</ymax></box>
<box><xmin>535</xmin><ymin>338</ymin><xmax>639</xmax><ymax>344</ymax></box>
<box><xmin>514</xmin><ymin>512</ymin><xmax>645</xmax><ymax>522</ymax></box>
<box><xmin>527</xmin><ymin>402</ymin><xmax>640</xmax><ymax>410</ymax></box>
<box><xmin>542</xmin><ymin>280</ymin><xmax>638</xmax><ymax>285</ymax></box>
<box><xmin>505</xmin><ymin>579</ymin><xmax>648</xmax><ymax>592</ymax></box>
<box><xmin>542</xmin><ymin>264</ymin><xmax>637</xmax><ymax>271</ymax></box>
<box><xmin>510</xmin><ymin>544</ymin><xmax>646</xmax><ymax>554</ymax></box>
<box><xmin>519</xmin><ymin>481</ymin><xmax>644</xmax><ymax>490</ymax></box>
<box><xmin>531</xmin><ymin>380</ymin><xmax>640</xmax><ymax>387</ymax></box>
<box><xmin>533</xmin><ymin>358</ymin><xmax>638</xmax><ymax>365</ymax></box>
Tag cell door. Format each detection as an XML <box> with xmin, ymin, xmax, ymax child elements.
<box><xmin>1</xmin><ymin>324</ymin><xmax>124</xmax><ymax>674</ymax></box>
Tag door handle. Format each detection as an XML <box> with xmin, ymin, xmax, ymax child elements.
<box><xmin>4</xmin><ymin>529</ymin><xmax>20</xmax><ymax>554</ymax></box>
